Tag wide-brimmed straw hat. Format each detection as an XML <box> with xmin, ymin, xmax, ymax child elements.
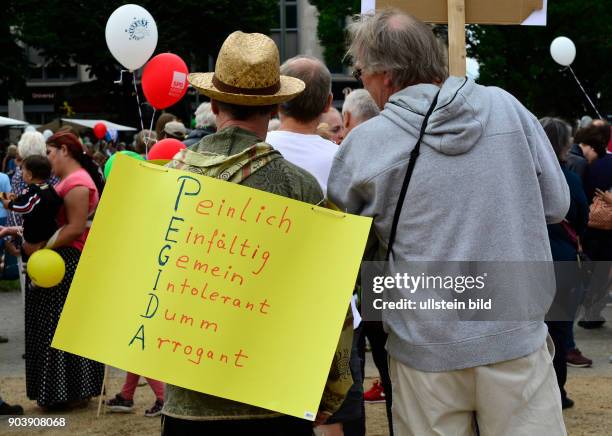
<box><xmin>189</xmin><ymin>31</ymin><xmax>305</xmax><ymax>106</ymax></box>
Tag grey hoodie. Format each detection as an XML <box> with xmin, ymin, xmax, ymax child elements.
<box><xmin>328</xmin><ymin>77</ymin><xmax>570</xmax><ymax>371</ymax></box>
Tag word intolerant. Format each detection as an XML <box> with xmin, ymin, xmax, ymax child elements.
<box><xmin>165</xmin><ymin>277</ymin><xmax>271</xmax><ymax>315</ymax></box>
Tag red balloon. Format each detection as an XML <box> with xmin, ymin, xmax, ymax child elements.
<box><xmin>93</xmin><ymin>122</ymin><xmax>107</xmax><ymax>139</ymax></box>
<box><xmin>148</xmin><ymin>138</ymin><xmax>186</xmax><ymax>160</ymax></box>
<box><xmin>142</xmin><ymin>53</ymin><xmax>189</xmax><ymax>110</ymax></box>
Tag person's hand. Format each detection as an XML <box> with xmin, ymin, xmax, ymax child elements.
<box><xmin>23</xmin><ymin>240</ymin><xmax>46</xmax><ymax>257</ymax></box>
<box><xmin>0</xmin><ymin>226</ymin><xmax>21</xmax><ymax>238</ymax></box>
<box><xmin>5</xmin><ymin>240</ymin><xmax>20</xmax><ymax>257</ymax></box>
<box><xmin>595</xmin><ymin>189</ymin><xmax>612</xmax><ymax>205</ymax></box>
<box><xmin>313</xmin><ymin>422</ymin><xmax>343</xmax><ymax>436</ymax></box>
<box><xmin>313</xmin><ymin>411</ymin><xmax>333</xmax><ymax>427</ymax></box>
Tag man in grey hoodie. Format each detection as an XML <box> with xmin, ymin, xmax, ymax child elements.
<box><xmin>328</xmin><ymin>10</ymin><xmax>570</xmax><ymax>436</ymax></box>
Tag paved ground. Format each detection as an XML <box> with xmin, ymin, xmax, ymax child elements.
<box><xmin>1</xmin><ymin>285</ymin><xmax>611</xmax><ymax>436</ymax></box>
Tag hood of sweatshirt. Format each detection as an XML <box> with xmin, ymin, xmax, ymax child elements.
<box><xmin>382</xmin><ymin>77</ymin><xmax>489</xmax><ymax>156</ymax></box>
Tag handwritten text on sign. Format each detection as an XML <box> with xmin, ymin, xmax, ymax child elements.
<box><xmin>52</xmin><ymin>155</ymin><xmax>371</xmax><ymax>419</ymax></box>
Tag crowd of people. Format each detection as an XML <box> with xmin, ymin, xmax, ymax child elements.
<box><xmin>0</xmin><ymin>9</ymin><xmax>610</xmax><ymax>436</ymax></box>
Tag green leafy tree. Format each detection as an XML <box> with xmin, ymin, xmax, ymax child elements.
<box><xmin>309</xmin><ymin>0</ymin><xmax>360</xmax><ymax>72</ymax></box>
<box><xmin>0</xmin><ymin>2</ymin><xmax>28</xmax><ymax>100</ymax></box>
<box><xmin>468</xmin><ymin>0</ymin><xmax>610</xmax><ymax>119</ymax></box>
<box><xmin>14</xmin><ymin>0</ymin><xmax>276</xmax><ymax>88</ymax></box>
<box><xmin>4</xmin><ymin>0</ymin><xmax>276</xmax><ymax>123</ymax></box>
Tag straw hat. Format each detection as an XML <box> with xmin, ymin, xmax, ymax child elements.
<box><xmin>189</xmin><ymin>31</ymin><xmax>305</xmax><ymax>106</ymax></box>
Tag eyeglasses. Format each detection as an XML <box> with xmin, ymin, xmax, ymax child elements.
<box><xmin>352</xmin><ymin>68</ymin><xmax>362</xmax><ymax>81</ymax></box>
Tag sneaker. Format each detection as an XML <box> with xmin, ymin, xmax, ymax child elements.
<box><xmin>144</xmin><ymin>399</ymin><xmax>163</xmax><ymax>417</ymax></box>
<box><xmin>566</xmin><ymin>349</ymin><xmax>593</xmax><ymax>368</ymax></box>
<box><xmin>364</xmin><ymin>380</ymin><xmax>386</xmax><ymax>403</ymax></box>
<box><xmin>105</xmin><ymin>394</ymin><xmax>134</xmax><ymax>413</ymax></box>
<box><xmin>577</xmin><ymin>320</ymin><xmax>605</xmax><ymax>329</ymax></box>
<box><xmin>0</xmin><ymin>401</ymin><xmax>24</xmax><ymax>415</ymax></box>
<box><xmin>562</xmin><ymin>397</ymin><xmax>575</xmax><ymax>409</ymax></box>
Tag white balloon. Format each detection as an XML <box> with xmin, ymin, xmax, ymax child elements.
<box><xmin>105</xmin><ymin>4</ymin><xmax>158</xmax><ymax>71</ymax></box>
<box><xmin>25</xmin><ymin>126</ymin><xmax>36</xmax><ymax>132</ymax></box>
<box><xmin>42</xmin><ymin>129</ymin><xmax>53</xmax><ymax>140</ymax></box>
<box><xmin>550</xmin><ymin>36</ymin><xmax>576</xmax><ymax>67</ymax></box>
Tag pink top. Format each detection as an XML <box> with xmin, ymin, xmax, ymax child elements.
<box><xmin>54</xmin><ymin>168</ymin><xmax>99</xmax><ymax>251</ymax></box>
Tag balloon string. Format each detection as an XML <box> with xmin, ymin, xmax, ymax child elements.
<box><xmin>132</xmin><ymin>73</ymin><xmax>146</xmax><ymax>132</ymax></box>
<box><xmin>567</xmin><ymin>66</ymin><xmax>603</xmax><ymax>119</ymax></box>
<box><xmin>145</xmin><ymin>108</ymin><xmax>156</xmax><ymax>160</ymax></box>
<box><xmin>114</xmin><ymin>69</ymin><xmax>128</xmax><ymax>84</ymax></box>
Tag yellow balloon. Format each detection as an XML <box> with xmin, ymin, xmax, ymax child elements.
<box><xmin>27</xmin><ymin>249</ymin><xmax>66</xmax><ymax>288</ymax></box>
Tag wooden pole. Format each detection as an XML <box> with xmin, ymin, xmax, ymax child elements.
<box><xmin>447</xmin><ymin>0</ymin><xmax>467</xmax><ymax>76</ymax></box>
<box><xmin>97</xmin><ymin>365</ymin><xmax>109</xmax><ymax>417</ymax></box>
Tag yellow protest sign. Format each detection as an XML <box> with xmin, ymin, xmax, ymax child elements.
<box><xmin>52</xmin><ymin>154</ymin><xmax>371</xmax><ymax>420</ymax></box>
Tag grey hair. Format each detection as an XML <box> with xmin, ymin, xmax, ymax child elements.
<box><xmin>195</xmin><ymin>102</ymin><xmax>216</xmax><ymax>129</ymax></box>
<box><xmin>347</xmin><ymin>10</ymin><xmax>448</xmax><ymax>88</ymax></box>
<box><xmin>342</xmin><ymin>89</ymin><xmax>380</xmax><ymax>122</ymax></box>
<box><xmin>539</xmin><ymin>117</ymin><xmax>572</xmax><ymax>161</ymax></box>
<box><xmin>280</xmin><ymin>55</ymin><xmax>331</xmax><ymax>123</ymax></box>
<box><xmin>17</xmin><ymin>131</ymin><xmax>46</xmax><ymax>159</ymax></box>
<box><xmin>578</xmin><ymin>115</ymin><xmax>593</xmax><ymax>129</ymax></box>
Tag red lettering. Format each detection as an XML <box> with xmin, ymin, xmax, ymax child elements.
<box><xmin>157</xmin><ymin>337</ymin><xmax>171</xmax><ymax>349</ymax></box>
<box><xmin>176</xmin><ymin>255</ymin><xmax>189</xmax><ymax>269</ymax></box>
<box><xmin>259</xmin><ymin>298</ymin><xmax>270</xmax><ymax>314</ymax></box>
<box><xmin>234</xmin><ymin>349</ymin><xmax>249</xmax><ymax>367</ymax></box>
<box><xmin>196</xmin><ymin>200</ymin><xmax>214</xmax><ymax>215</ymax></box>
<box><xmin>278</xmin><ymin>206</ymin><xmax>292</xmax><ymax>234</ymax></box>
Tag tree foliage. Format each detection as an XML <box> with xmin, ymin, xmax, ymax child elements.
<box><xmin>3</xmin><ymin>0</ymin><xmax>276</xmax><ymax>99</ymax></box>
<box><xmin>0</xmin><ymin>0</ymin><xmax>278</xmax><ymax>122</ymax></box>
<box><xmin>0</xmin><ymin>2</ymin><xmax>28</xmax><ymax>99</ymax></box>
<box><xmin>309</xmin><ymin>0</ymin><xmax>359</xmax><ymax>72</ymax></box>
<box><xmin>468</xmin><ymin>0</ymin><xmax>610</xmax><ymax>120</ymax></box>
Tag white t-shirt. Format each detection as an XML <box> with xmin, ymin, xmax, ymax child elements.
<box><xmin>266</xmin><ymin>130</ymin><xmax>337</xmax><ymax>195</ymax></box>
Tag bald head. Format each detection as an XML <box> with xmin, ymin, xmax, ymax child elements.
<box><xmin>279</xmin><ymin>55</ymin><xmax>332</xmax><ymax>123</ymax></box>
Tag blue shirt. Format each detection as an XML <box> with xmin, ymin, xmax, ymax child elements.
<box><xmin>0</xmin><ymin>172</ymin><xmax>11</xmax><ymax>219</ymax></box>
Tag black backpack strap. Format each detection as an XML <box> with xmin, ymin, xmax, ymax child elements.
<box><xmin>385</xmin><ymin>91</ymin><xmax>440</xmax><ymax>262</ymax></box>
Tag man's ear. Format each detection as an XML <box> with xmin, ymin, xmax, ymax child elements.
<box><xmin>323</xmin><ymin>93</ymin><xmax>333</xmax><ymax>113</ymax></box>
<box><xmin>343</xmin><ymin>111</ymin><xmax>351</xmax><ymax>129</ymax></box>
<box><xmin>383</xmin><ymin>71</ymin><xmax>394</xmax><ymax>88</ymax></box>
<box><xmin>211</xmin><ymin>99</ymin><xmax>220</xmax><ymax>115</ymax></box>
